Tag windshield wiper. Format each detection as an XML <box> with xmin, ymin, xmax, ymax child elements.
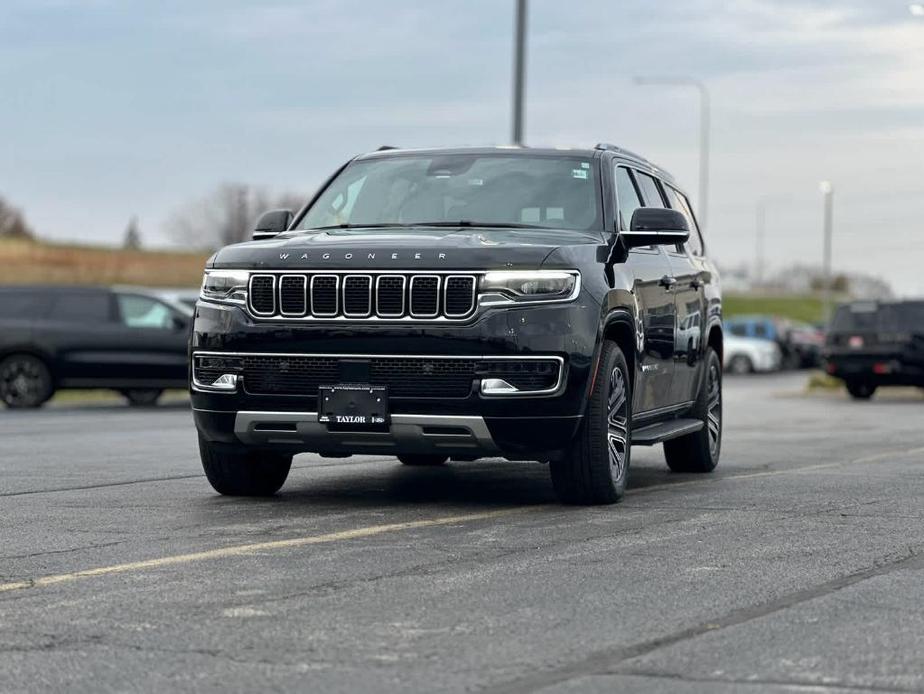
<box><xmin>311</xmin><ymin>221</ymin><xmax>547</xmax><ymax>231</ymax></box>
<box><xmin>400</xmin><ymin>221</ymin><xmax>546</xmax><ymax>230</ymax></box>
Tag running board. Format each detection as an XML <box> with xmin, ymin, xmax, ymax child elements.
<box><xmin>632</xmin><ymin>418</ymin><xmax>704</xmax><ymax>446</ymax></box>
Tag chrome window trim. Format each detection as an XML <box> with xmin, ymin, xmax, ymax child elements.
<box><xmin>278</xmin><ymin>274</ymin><xmax>308</xmax><ymax>317</ymax></box>
<box><xmin>374</xmin><ymin>275</ymin><xmax>406</xmax><ymax>317</ymax></box>
<box><xmin>191</xmin><ymin>351</ymin><xmax>566</xmax><ymax>397</ymax></box>
<box><xmin>341</xmin><ymin>274</ymin><xmax>373</xmax><ymax>318</ymax></box>
<box><xmin>247</xmin><ymin>274</ymin><xmax>277</xmax><ymax>316</ymax></box>
<box><xmin>310</xmin><ymin>274</ymin><xmax>340</xmax><ymax>317</ymax></box>
<box><xmin>443</xmin><ymin>275</ymin><xmax>477</xmax><ymax>318</ymax></box>
<box><xmin>409</xmin><ymin>275</ymin><xmax>441</xmax><ymax>319</ymax></box>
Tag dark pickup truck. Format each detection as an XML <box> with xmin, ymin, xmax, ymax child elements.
<box><xmin>825</xmin><ymin>300</ymin><xmax>924</xmax><ymax>399</ymax></box>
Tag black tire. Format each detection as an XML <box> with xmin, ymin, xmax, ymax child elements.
<box><xmin>664</xmin><ymin>348</ymin><xmax>722</xmax><ymax>473</ymax></box>
<box><xmin>727</xmin><ymin>354</ymin><xmax>753</xmax><ymax>375</ymax></box>
<box><xmin>0</xmin><ymin>354</ymin><xmax>54</xmax><ymax>409</ymax></box>
<box><xmin>397</xmin><ymin>454</ymin><xmax>448</xmax><ymax>466</ymax></box>
<box><xmin>845</xmin><ymin>381</ymin><xmax>877</xmax><ymax>400</ymax></box>
<box><xmin>121</xmin><ymin>388</ymin><xmax>164</xmax><ymax>407</ymax></box>
<box><xmin>550</xmin><ymin>340</ymin><xmax>631</xmax><ymax>505</ymax></box>
<box><xmin>198</xmin><ymin>434</ymin><xmax>292</xmax><ymax>496</ymax></box>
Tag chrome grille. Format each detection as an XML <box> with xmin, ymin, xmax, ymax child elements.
<box><xmin>248</xmin><ymin>275</ymin><xmax>276</xmax><ymax>315</ymax></box>
<box><xmin>409</xmin><ymin>275</ymin><xmax>440</xmax><ymax>318</ymax></box>
<box><xmin>245</xmin><ymin>273</ymin><xmax>477</xmax><ymax>321</ymax></box>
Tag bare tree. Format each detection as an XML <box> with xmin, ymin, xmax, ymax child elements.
<box><xmin>167</xmin><ymin>184</ymin><xmax>304</xmax><ymax>249</ymax></box>
<box><xmin>123</xmin><ymin>215</ymin><xmax>142</xmax><ymax>249</ymax></box>
<box><xmin>0</xmin><ymin>195</ymin><xmax>35</xmax><ymax>239</ymax></box>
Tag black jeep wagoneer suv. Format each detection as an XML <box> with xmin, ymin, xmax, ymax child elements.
<box><xmin>191</xmin><ymin>145</ymin><xmax>723</xmax><ymax>505</ymax></box>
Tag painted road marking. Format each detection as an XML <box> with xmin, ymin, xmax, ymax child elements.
<box><xmin>2</xmin><ymin>446</ymin><xmax>922</xmax><ymax>595</ymax></box>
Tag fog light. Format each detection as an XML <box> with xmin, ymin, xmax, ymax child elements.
<box><xmin>209</xmin><ymin>373</ymin><xmax>240</xmax><ymax>390</ymax></box>
<box><xmin>481</xmin><ymin>378</ymin><xmax>520</xmax><ymax>395</ymax></box>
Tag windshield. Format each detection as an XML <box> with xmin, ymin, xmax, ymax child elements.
<box><xmin>297</xmin><ymin>153</ymin><xmax>602</xmax><ymax>232</ymax></box>
<box><xmin>831</xmin><ymin>302</ymin><xmax>924</xmax><ymax>332</ymax></box>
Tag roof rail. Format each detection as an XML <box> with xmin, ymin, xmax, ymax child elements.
<box><xmin>376</xmin><ymin>145</ymin><xmax>399</xmax><ymax>151</ymax></box>
<box><xmin>593</xmin><ymin>142</ymin><xmax>650</xmax><ymax>163</ymax></box>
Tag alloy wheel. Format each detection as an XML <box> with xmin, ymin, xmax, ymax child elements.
<box><xmin>0</xmin><ymin>357</ymin><xmax>49</xmax><ymax>408</ymax></box>
<box><xmin>607</xmin><ymin>365</ymin><xmax>629</xmax><ymax>480</ymax></box>
<box><xmin>706</xmin><ymin>362</ymin><xmax>722</xmax><ymax>457</ymax></box>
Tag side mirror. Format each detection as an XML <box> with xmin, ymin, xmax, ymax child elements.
<box><xmin>622</xmin><ymin>208</ymin><xmax>690</xmax><ymax>249</ymax></box>
<box><xmin>252</xmin><ymin>209</ymin><xmax>293</xmax><ymax>241</ymax></box>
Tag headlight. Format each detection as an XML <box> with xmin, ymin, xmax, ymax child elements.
<box><xmin>479</xmin><ymin>270</ymin><xmax>580</xmax><ymax>304</ymax></box>
<box><xmin>200</xmin><ymin>270</ymin><xmax>249</xmax><ymax>304</ymax></box>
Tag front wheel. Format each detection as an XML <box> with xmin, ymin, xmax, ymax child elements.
<box><xmin>664</xmin><ymin>348</ymin><xmax>722</xmax><ymax>473</ymax></box>
<box><xmin>726</xmin><ymin>354</ymin><xmax>753</xmax><ymax>375</ymax></box>
<box><xmin>845</xmin><ymin>381</ymin><xmax>876</xmax><ymax>400</ymax></box>
<box><xmin>550</xmin><ymin>340</ymin><xmax>631</xmax><ymax>505</ymax></box>
<box><xmin>0</xmin><ymin>354</ymin><xmax>54</xmax><ymax>409</ymax></box>
<box><xmin>121</xmin><ymin>388</ymin><xmax>163</xmax><ymax>407</ymax></box>
<box><xmin>198</xmin><ymin>434</ymin><xmax>292</xmax><ymax>496</ymax></box>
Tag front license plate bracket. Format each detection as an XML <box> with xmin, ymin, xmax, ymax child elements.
<box><xmin>318</xmin><ymin>385</ymin><xmax>389</xmax><ymax>431</ymax></box>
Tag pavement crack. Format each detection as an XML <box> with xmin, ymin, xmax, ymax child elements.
<box><xmin>481</xmin><ymin>547</ymin><xmax>924</xmax><ymax>694</ymax></box>
<box><xmin>600</xmin><ymin>669</ymin><xmax>919</xmax><ymax>693</ymax></box>
<box><xmin>0</xmin><ymin>541</ymin><xmax>125</xmax><ymax>561</ymax></box>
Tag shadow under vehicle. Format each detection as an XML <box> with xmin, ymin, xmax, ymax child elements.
<box><xmin>825</xmin><ymin>300</ymin><xmax>924</xmax><ymax>400</ymax></box>
<box><xmin>0</xmin><ymin>285</ymin><xmax>191</xmax><ymax>408</ymax></box>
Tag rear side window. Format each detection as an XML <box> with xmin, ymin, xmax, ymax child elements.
<box><xmin>664</xmin><ymin>185</ymin><xmax>705</xmax><ymax>256</ymax></box>
<box><xmin>48</xmin><ymin>293</ymin><xmax>112</xmax><ymax>323</ymax></box>
<box><xmin>634</xmin><ymin>172</ymin><xmax>666</xmax><ymax>207</ymax></box>
<box><xmin>0</xmin><ymin>292</ymin><xmax>51</xmax><ymax>319</ymax></box>
<box><xmin>614</xmin><ymin>166</ymin><xmax>642</xmax><ymax>231</ymax></box>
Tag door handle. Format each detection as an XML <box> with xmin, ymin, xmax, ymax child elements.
<box><xmin>659</xmin><ymin>275</ymin><xmax>677</xmax><ymax>290</ymax></box>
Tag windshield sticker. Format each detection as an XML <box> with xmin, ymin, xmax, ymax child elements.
<box><xmin>467</xmin><ymin>178</ymin><xmax>484</xmax><ymax>186</ymax></box>
<box><xmin>571</xmin><ymin>169</ymin><xmax>588</xmax><ymax>180</ymax></box>
<box><xmin>580</xmin><ymin>162</ymin><xmax>590</xmax><ymax>169</ymax></box>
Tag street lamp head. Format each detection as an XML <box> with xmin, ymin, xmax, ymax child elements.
<box><xmin>910</xmin><ymin>3</ymin><xmax>924</xmax><ymax>16</ymax></box>
<box><xmin>819</xmin><ymin>181</ymin><xmax>833</xmax><ymax>195</ymax></box>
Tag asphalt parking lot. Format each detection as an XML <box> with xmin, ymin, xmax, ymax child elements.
<box><xmin>2</xmin><ymin>373</ymin><xmax>924</xmax><ymax>693</ymax></box>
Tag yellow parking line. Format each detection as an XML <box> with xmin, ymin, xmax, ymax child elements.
<box><xmin>3</xmin><ymin>445</ymin><xmax>921</xmax><ymax>596</ymax></box>
<box><xmin>0</xmin><ymin>508</ymin><xmax>524</xmax><ymax>594</ymax></box>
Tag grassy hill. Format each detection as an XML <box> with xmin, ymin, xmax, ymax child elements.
<box><xmin>0</xmin><ymin>238</ymin><xmax>209</xmax><ymax>288</ymax></box>
<box><xmin>723</xmin><ymin>294</ymin><xmax>827</xmax><ymax>324</ymax></box>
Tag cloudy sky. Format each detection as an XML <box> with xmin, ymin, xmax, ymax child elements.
<box><xmin>2</xmin><ymin>0</ymin><xmax>923</xmax><ymax>293</ymax></box>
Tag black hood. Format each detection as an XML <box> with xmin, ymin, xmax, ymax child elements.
<box><xmin>210</xmin><ymin>227</ymin><xmax>604</xmax><ymax>271</ymax></box>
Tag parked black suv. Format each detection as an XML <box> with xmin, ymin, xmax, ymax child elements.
<box><xmin>825</xmin><ymin>300</ymin><xmax>924</xmax><ymax>399</ymax></box>
<box><xmin>191</xmin><ymin>145</ymin><xmax>723</xmax><ymax>505</ymax></box>
<box><xmin>0</xmin><ymin>285</ymin><xmax>190</xmax><ymax>408</ymax></box>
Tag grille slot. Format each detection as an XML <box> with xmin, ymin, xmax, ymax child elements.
<box><xmin>249</xmin><ymin>275</ymin><xmax>276</xmax><ymax>315</ymax></box>
<box><xmin>311</xmin><ymin>275</ymin><xmax>339</xmax><ymax>316</ymax></box>
<box><xmin>409</xmin><ymin>276</ymin><xmax>440</xmax><ymax>318</ymax></box>
<box><xmin>376</xmin><ymin>276</ymin><xmax>406</xmax><ymax>317</ymax></box>
<box><xmin>279</xmin><ymin>275</ymin><xmax>307</xmax><ymax>316</ymax></box>
<box><xmin>444</xmin><ymin>276</ymin><xmax>476</xmax><ymax>317</ymax></box>
<box><xmin>343</xmin><ymin>275</ymin><xmax>372</xmax><ymax>317</ymax></box>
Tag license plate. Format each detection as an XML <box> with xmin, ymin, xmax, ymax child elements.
<box><xmin>848</xmin><ymin>335</ymin><xmax>865</xmax><ymax>349</ymax></box>
<box><xmin>318</xmin><ymin>384</ymin><xmax>389</xmax><ymax>430</ymax></box>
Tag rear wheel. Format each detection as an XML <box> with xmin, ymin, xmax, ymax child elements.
<box><xmin>397</xmin><ymin>454</ymin><xmax>448</xmax><ymax>466</ymax></box>
<box><xmin>121</xmin><ymin>388</ymin><xmax>163</xmax><ymax>407</ymax></box>
<box><xmin>198</xmin><ymin>434</ymin><xmax>292</xmax><ymax>496</ymax></box>
<box><xmin>727</xmin><ymin>354</ymin><xmax>753</xmax><ymax>375</ymax></box>
<box><xmin>845</xmin><ymin>380</ymin><xmax>877</xmax><ymax>400</ymax></box>
<box><xmin>550</xmin><ymin>340</ymin><xmax>631</xmax><ymax>505</ymax></box>
<box><xmin>664</xmin><ymin>348</ymin><xmax>722</xmax><ymax>473</ymax></box>
<box><xmin>0</xmin><ymin>354</ymin><xmax>54</xmax><ymax>409</ymax></box>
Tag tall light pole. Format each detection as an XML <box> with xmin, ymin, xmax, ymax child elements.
<box><xmin>820</xmin><ymin>181</ymin><xmax>834</xmax><ymax>322</ymax></box>
<box><xmin>511</xmin><ymin>0</ymin><xmax>528</xmax><ymax>145</ymax></box>
<box><xmin>634</xmin><ymin>77</ymin><xmax>711</xmax><ymax>230</ymax></box>
<box><xmin>755</xmin><ymin>199</ymin><xmax>766</xmax><ymax>287</ymax></box>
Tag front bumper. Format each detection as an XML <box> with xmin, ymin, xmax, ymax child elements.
<box><xmin>190</xmin><ymin>295</ymin><xmax>599</xmax><ymax>458</ymax></box>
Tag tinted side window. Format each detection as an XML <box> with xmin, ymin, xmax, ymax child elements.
<box><xmin>664</xmin><ymin>185</ymin><xmax>705</xmax><ymax>256</ymax></box>
<box><xmin>728</xmin><ymin>323</ymin><xmax>747</xmax><ymax>337</ymax></box>
<box><xmin>0</xmin><ymin>292</ymin><xmax>51</xmax><ymax>319</ymax></box>
<box><xmin>614</xmin><ymin>166</ymin><xmax>642</xmax><ymax>231</ymax></box>
<box><xmin>116</xmin><ymin>294</ymin><xmax>175</xmax><ymax>329</ymax></box>
<box><xmin>48</xmin><ymin>293</ymin><xmax>113</xmax><ymax>323</ymax></box>
<box><xmin>634</xmin><ymin>172</ymin><xmax>666</xmax><ymax>207</ymax></box>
